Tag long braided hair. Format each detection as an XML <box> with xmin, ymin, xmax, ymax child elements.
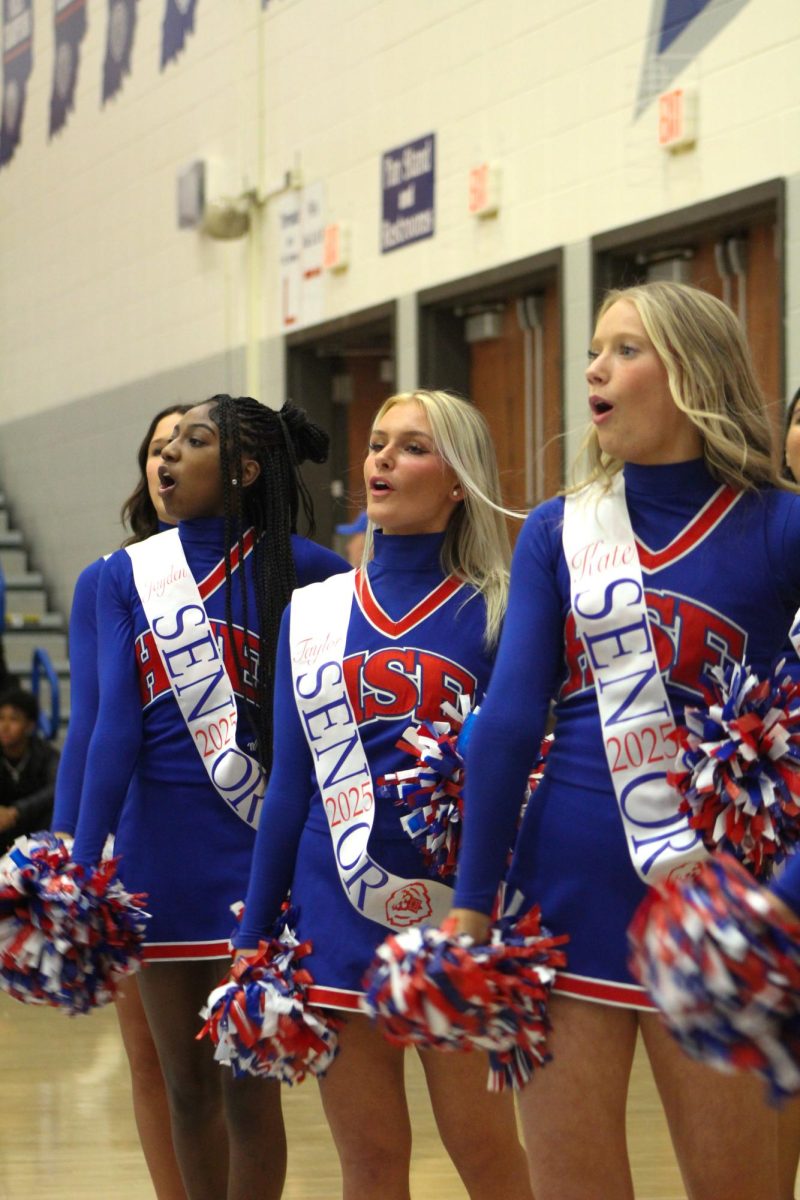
<box><xmin>208</xmin><ymin>395</ymin><xmax>329</xmax><ymax>776</ymax></box>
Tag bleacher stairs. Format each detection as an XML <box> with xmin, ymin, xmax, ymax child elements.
<box><xmin>0</xmin><ymin>494</ymin><xmax>69</xmax><ymax>740</ymax></box>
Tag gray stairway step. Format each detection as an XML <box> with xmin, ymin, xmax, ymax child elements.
<box><xmin>4</xmin><ymin>612</ymin><xmax>64</xmax><ymax>631</ymax></box>
<box><xmin>3</xmin><ymin>628</ymin><xmax>68</xmax><ymax>669</ymax></box>
<box><xmin>0</xmin><ymin>545</ymin><xmax>29</xmax><ymax>575</ymax></box>
<box><xmin>4</xmin><ymin>571</ymin><xmax>49</xmax><ymax>617</ymax></box>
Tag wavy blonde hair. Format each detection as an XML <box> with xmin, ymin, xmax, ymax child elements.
<box><xmin>363</xmin><ymin>390</ymin><xmax>512</xmax><ymax>647</ymax></box>
<box><xmin>572</xmin><ymin>281</ymin><xmax>788</xmax><ymax>493</ymax></box>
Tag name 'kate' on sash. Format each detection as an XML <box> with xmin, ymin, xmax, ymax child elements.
<box><xmin>126</xmin><ymin>529</ymin><xmax>264</xmax><ymax>829</ymax></box>
<box><xmin>290</xmin><ymin>571</ymin><xmax>455</xmax><ymax>931</ymax></box>
<box><xmin>562</xmin><ymin>474</ymin><xmax>708</xmax><ymax>884</ymax></box>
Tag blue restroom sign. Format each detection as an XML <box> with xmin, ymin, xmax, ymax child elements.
<box><xmin>380</xmin><ymin>132</ymin><xmax>435</xmax><ymax>254</ymax></box>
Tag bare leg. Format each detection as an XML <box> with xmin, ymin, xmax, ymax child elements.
<box><xmin>114</xmin><ymin>975</ymin><xmax>188</xmax><ymax>1200</ymax></box>
<box><xmin>317</xmin><ymin>1013</ymin><xmax>412</xmax><ymax>1200</ymax></box>
<box><xmin>641</xmin><ymin>1011</ymin><xmax>780</xmax><ymax>1200</ymax></box>
<box><xmin>779</xmin><ymin>1098</ymin><xmax>800</xmax><ymax>1200</ymax></box>
<box><xmin>516</xmin><ymin>995</ymin><xmax>639</xmax><ymax>1200</ymax></box>
<box><xmin>137</xmin><ymin>961</ymin><xmax>229</xmax><ymax>1200</ymax></box>
<box><xmin>418</xmin><ymin>1047</ymin><xmax>534</xmax><ymax>1199</ymax></box>
<box><xmin>223</xmin><ymin>1070</ymin><xmax>285</xmax><ymax>1200</ymax></box>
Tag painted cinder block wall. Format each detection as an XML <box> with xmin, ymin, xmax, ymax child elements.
<box><xmin>1</xmin><ymin>0</ymin><xmax>799</xmax><ymax>611</ymax></box>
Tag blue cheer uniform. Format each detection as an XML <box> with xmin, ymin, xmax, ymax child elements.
<box><xmin>455</xmin><ymin>459</ymin><xmax>800</xmax><ymax>1008</ymax></box>
<box><xmin>51</xmin><ymin>556</ymin><xmax>106</xmax><ymax>837</ymax></box>
<box><xmin>71</xmin><ymin>519</ymin><xmax>347</xmax><ymax>962</ymax></box>
<box><xmin>235</xmin><ymin>531</ymin><xmax>495</xmax><ymax>1009</ymax></box>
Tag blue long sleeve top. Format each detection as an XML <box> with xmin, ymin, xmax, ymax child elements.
<box><xmin>454</xmin><ymin>460</ymin><xmax>800</xmax><ymax>915</ymax></box>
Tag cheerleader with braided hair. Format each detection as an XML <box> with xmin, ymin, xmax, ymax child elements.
<box><xmin>70</xmin><ymin>394</ymin><xmax>347</xmax><ymax>1200</ymax></box>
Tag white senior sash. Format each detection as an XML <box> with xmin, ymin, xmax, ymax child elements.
<box><xmin>562</xmin><ymin>475</ymin><xmax>708</xmax><ymax>883</ymax></box>
<box><xmin>290</xmin><ymin>571</ymin><xmax>455</xmax><ymax>930</ymax></box>
<box><xmin>126</xmin><ymin>529</ymin><xmax>264</xmax><ymax>829</ymax></box>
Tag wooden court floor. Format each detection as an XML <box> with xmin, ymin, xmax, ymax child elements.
<box><xmin>0</xmin><ymin>993</ymin><xmax>704</xmax><ymax>1199</ymax></box>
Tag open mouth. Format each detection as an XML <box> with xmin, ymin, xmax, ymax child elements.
<box><xmin>590</xmin><ymin>396</ymin><xmax>613</xmax><ymax>416</ymax></box>
<box><xmin>158</xmin><ymin>466</ymin><xmax>176</xmax><ymax>492</ymax></box>
<box><xmin>370</xmin><ymin>479</ymin><xmax>392</xmax><ymax>493</ymax></box>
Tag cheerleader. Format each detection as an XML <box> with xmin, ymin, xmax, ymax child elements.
<box><xmin>52</xmin><ymin>403</ymin><xmax>190</xmax><ymax>1200</ymax></box>
<box><xmin>70</xmin><ymin>395</ymin><xmax>347</xmax><ymax>1200</ymax></box>
<box><xmin>234</xmin><ymin>390</ymin><xmax>532</xmax><ymax>1200</ymax></box>
<box><xmin>448</xmin><ymin>283</ymin><xmax>800</xmax><ymax>1200</ymax></box>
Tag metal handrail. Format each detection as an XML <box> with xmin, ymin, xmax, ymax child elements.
<box><xmin>30</xmin><ymin>646</ymin><xmax>61</xmax><ymax>741</ymax></box>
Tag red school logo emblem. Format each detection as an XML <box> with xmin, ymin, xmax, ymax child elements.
<box><xmin>385</xmin><ymin>882</ymin><xmax>433</xmax><ymax>928</ymax></box>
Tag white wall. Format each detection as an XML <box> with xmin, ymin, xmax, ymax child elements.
<box><xmin>1</xmin><ymin>0</ymin><xmax>800</xmax><ymax>605</ymax></box>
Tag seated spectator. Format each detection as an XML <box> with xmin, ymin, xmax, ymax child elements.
<box><xmin>0</xmin><ymin>688</ymin><xmax>59</xmax><ymax>853</ymax></box>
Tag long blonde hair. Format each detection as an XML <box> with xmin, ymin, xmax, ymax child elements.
<box><xmin>363</xmin><ymin>390</ymin><xmax>511</xmax><ymax>647</ymax></box>
<box><xmin>573</xmin><ymin>281</ymin><xmax>787</xmax><ymax>493</ymax></box>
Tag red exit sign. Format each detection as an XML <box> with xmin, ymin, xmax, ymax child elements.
<box><xmin>658</xmin><ymin>87</ymin><xmax>698</xmax><ymax>150</ymax></box>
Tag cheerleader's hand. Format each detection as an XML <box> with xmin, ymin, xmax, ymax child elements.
<box><xmin>443</xmin><ymin>907</ymin><xmax>491</xmax><ymax>943</ymax></box>
<box><xmin>765</xmin><ymin>890</ymin><xmax>800</xmax><ymax>927</ymax></box>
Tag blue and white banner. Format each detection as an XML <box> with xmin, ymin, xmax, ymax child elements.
<box><xmin>102</xmin><ymin>0</ymin><xmax>137</xmax><ymax>105</ymax></box>
<box><xmin>0</xmin><ymin>0</ymin><xmax>33</xmax><ymax>169</ymax></box>
<box><xmin>658</xmin><ymin>0</ymin><xmax>713</xmax><ymax>52</ymax></box>
<box><xmin>161</xmin><ymin>0</ymin><xmax>197</xmax><ymax>70</ymax></box>
<box><xmin>380</xmin><ymin>133</ymin><xmax>435</xmax><ymax>254</ymax></box>
<box><xmin>50</xmin><ymin>0</ymin><xmax>87</xmax><ymax>138</ymax></box>
<box><xmin>636</xmin><ymin>0</ymin><xmax>751</xmax><ymax>115</ymax></box>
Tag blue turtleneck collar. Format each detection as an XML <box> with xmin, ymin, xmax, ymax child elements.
<box><xmin>623</xmin><ymin>457</ymin><xmax>718</xmax><ymax>502</ymax></box>
<box><xmin>371</xmin><ymin>529</ymin><xmax>446</xmax><ymax>572</ymax></box>
<box><xmin>178</xmin><ymin>515</ymin><xmax>232</xmax><ymax>550</ymax></box>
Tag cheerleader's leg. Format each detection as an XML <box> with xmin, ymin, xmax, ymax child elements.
<box><xmin>640</xmin><ymin>1010</ymin><xmax>780</xmax><ymax>1200</ymax></box>
<box><xmin>418</xmin><ymin>1046</ymin><xmax>533</xmax><ymax>1199</ymax></box>
<box><xmin>778</xmin><ymin>1099</ymin><xmax>800</xmax><ymax>1200</ymax></box>
<box><xmin>516</xmin><ymin>994</ymin><xmax>638</xmax><ymax>1200</ymax></box>
<box><xmin>317</xmin><ymin>1012</ymin><xmax>413</xmax><ymax>1200</ymax></box>
<box><xmin>137</xmin><ymin>960</ymin><xmax>229</xmax><ymax>1200</ymax></box>
<box><xmin>114</xmin><ymin>975</ymin><xmax>187</xmax><ymax>1200</ymax></box>
<box><xmin>223</xmin><ymin>1069</ymin><xmax>285</xmax><ymax>1200</ymax></box>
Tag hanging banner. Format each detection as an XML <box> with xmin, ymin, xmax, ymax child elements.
<box><xmin>102</xmin><ymin>0</ymin><xmax>137</xmax><ymax>105</ymax></box>
<box><xmin>301</xmin><ymin>181</ymin><xmax>325</xmax><ymax>327</ymax></box>
<box><xmin>50</xmin><ymin>0</ymin><xmax>87</xmax><ymax>138</ymax></box>
<box><xmin>278</xmin><ymin>190</ymin><xmax>302</xmax><ymax>329</ymax></box>
<box><xmin>635</xmin><ymin>0</ymin><xmax>751</xmax><ymax>116</ymax></box>
<box><xmin>161</xmin><ymin>0</ymin><xmax>197</xmax><ymax>70</ymax></box>
<box><xmin>0</xmin><ymin>0</ymin><xmax>34</xmax><ymax>169</ymax></box>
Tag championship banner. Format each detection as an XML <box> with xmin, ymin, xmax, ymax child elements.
<box><xmin>0</xmin><ymin>0</ymin><xmax>33</xmax><ymax>170</ymax></box>
<box><xmin>50</xmin><ymin>0</ymin><xmax>87</xmax><ymax>138</ymax></box>
<box><xmin>102</xmin><ymin>0</ymin><xmax>137</xmax><ymax>105</ymax></box>
<box><xmin>161</xmin><ymin>0</ymin><xmax>197</xmax><ymax>70</ymax></box>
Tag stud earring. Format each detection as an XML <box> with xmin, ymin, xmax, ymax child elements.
<box><xmin>231</xmin><ymin>478</ymin><xmax>239</xmax><ymax>487</ymax></box>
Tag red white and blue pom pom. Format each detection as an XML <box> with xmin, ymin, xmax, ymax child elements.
<box><xmin>377</xmin><ymin>697</ymin><xmax>478</xmax><ymax>879</ymax></box>
<box><xmin>199</xmin><ymin>910</ymin><xmax>339</xmax><ymax>1085</ymax></box>
<box><xmin>628</xmin><ymin>852</ymin><xmax>800</xmax><ymax>1101</ymax></box>
<box><xmin>361</xmin><ymin>905</ymin><xmax>568</xmax><ymax>1091</ymax></box>
<box><xmin>669</xmin><ymin>660</ymin><xmax>800</xmax><ymax>879</ymax></box>
<box><xmin>379</xmin><ymin>695</ymin><xmax>553</xmax><ymax>881</ymax></box>
<box><xmin>0</xmin><ymin>832</ymin><xmax>148</xmax><ymax>1013</ymax></box>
